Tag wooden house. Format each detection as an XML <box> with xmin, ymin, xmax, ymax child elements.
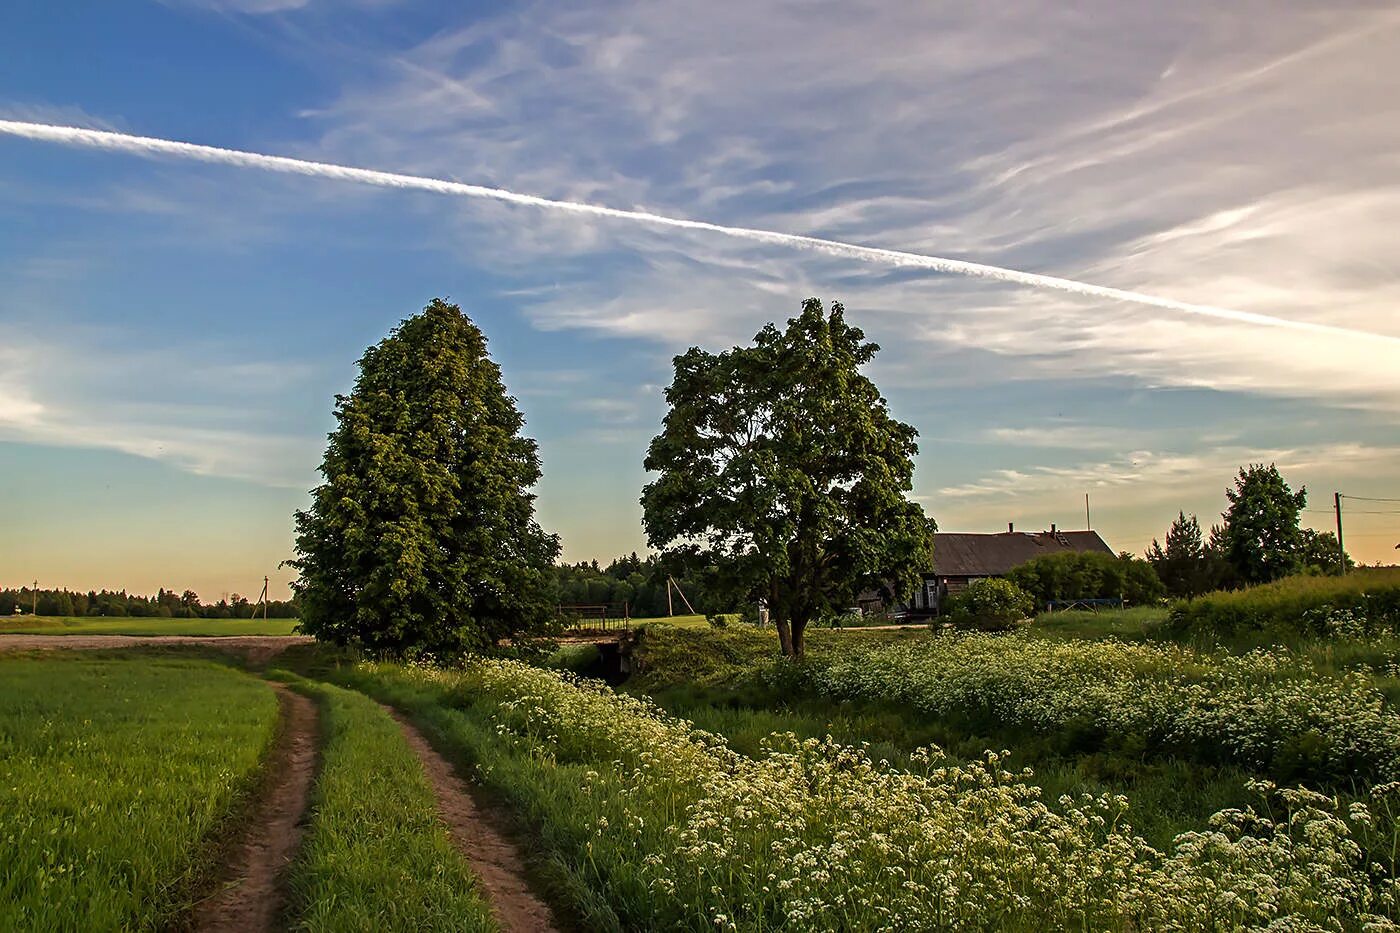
<box><xmin>894</xmin><ymin>525</ymin><xmax>1114</xmax><ymax>616</ymax></box>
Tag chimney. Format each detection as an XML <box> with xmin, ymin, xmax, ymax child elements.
<box><xmin>1008</xmin><ymin>522</ymin><xmax>1014</xmax><ymax>533</ymax></box>
<box><xmin>1051</xmin><ymin>523</ymin><xmax>1057</xmax><ymax>534</ymax></box>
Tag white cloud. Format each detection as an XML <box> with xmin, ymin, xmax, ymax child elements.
<box><xmin>0</xmin><ymin>388</ymin><xmax>44</xmax><ymax>428</ymax></box>
<box><xmin>0</xmin><ymin>331</ymin><xmax>319</xmax><ymax>487</ymax></box>
<box><xmin>160</xmin><ymin>0</ymin><xmax>312</xmax><ymax>13</ymax></box>
<box><xmin>291</xmin><ymin>0</ymin><xmax>1400</xmax><ymax>413</ymax></box>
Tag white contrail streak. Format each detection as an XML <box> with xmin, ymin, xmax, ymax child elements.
<box><xmin>1</xmin><ymin>119</ymin><xmax>1395</xmax><ymax>346</ymax></box>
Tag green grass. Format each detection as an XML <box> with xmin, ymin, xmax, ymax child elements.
<box><xmin>629</xmin><ymin>623</ymin><xmax>926</xmax><ymax>689</ymax></box>
<box><xmin>1168</xmin><ymin>567</ymin><xmax>1400</xmax><ymax>640</ymax></box>
<box><xmin>0</xmin><ymin>615</ymin><xmax>301</xmax><ymax>636</ymax></box>
<box><xmin>636</xmin><ymin>613</ymin><xmax>713</xmax><ymax>628</ymax></box>
<box><xmin>0</xmin><ymin>655</ymin><xmax>279</xmax><ymax>931</ymax></box>
<box><xmin>327</xmin><ymin>658</ymin><xmax>1399</xmax><ymax>930</ymax></box>
<box><xmin>544</xmin><ymin>642</ymin><xmax>601</xmax><ymax>672</ymax></box>
<box><xmin>276</xmin><ymin>675</ymin><xmax>497</xmax><ymax>932</ymax></box>
<box><xmin>645</xmin><ymin>682</ymin><xmax>1249</xmax><ymax>851</ymax></box>
<box><xmin>1028</xmin><ymin>605</ymin><xmax>1170</xmax><ymax>641</ymax></box>
<box><xmin>319</xmin><ymin>664</ymin><xmax>629</xmax><ymax>930</ymax></box>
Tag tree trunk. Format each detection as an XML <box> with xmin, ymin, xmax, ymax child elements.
<box><xmin>790</xmin><ymin>617</ymin><xmax>808</xmax><ymax>659</ymax></box>
<box><xmin>775</xmin><ymin>617</ymin><xmax>794</xmax><ymax>657</ymax></box>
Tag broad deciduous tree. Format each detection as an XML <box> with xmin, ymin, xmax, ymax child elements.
<box><xmin>1221</xmin><ymin>463</ymin><xmax>1307</xmax><ymax>585</ymax></box>
<box><xmin>291</xmin><ymin>299</ymin><xmax>560</xmax><ymax>656</ymax></box>
<box><xmin>641</xmin><ymin>298</ymin><xmax>935</xmax><ymax>658</ymax></box>
<box><xmin>1299</xmin><ymin>528</ymin><xmax>1353</xmax><ymax>575</ymax></box>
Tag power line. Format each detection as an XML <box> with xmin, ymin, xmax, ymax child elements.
<box><xmin>1341</xmin><ymin>495</ymin><xmax>1400</xmax><ymax>503</ymax></box>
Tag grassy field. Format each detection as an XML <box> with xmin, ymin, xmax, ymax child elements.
<box><xmin>278</xmin><ymin>676</ymin><xmax>496</xmax><ymax>932</ymax></box>
<box><xmin>323</xmin><ymin>656</ymin><xmax>1400</xmax><ymax>930</ymax></box>
<box><xmin>7</xmin><ymin>570</ymin><xmax>1397</xmax><ymax>930</ymax></box>
<box><xmin>1029</xmin><ymin>604</ymin><xmax>1169</xmax><ymax>640</ymax></box>
<box><xmin>638</xmin><ymin>613</ymin><xmax>713</xmax><ymax>628</ymax></box>
<box><xmin>0</xmin><ymin>655</ymin><xmax>279</xmax><ymax>930</ymax></box>
<box><xmin>0</xmin><ymin>615</ymin><xmax>301</xmax><ymax>636</ymax></box>
<box><xmin>646</xmin><ymin>682</ymin><xmax>1250</xmax><ymax>851</ymax></box>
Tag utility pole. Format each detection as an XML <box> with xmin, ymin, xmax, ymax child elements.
<box><xmin>1334</xmin><ymin>492</ymin><xmax>1347</xmax><ymax>574</ymax></box>
<box><xmin>32</xmin><ymin>580</ymin><xmax>38</xmax><ymax>617</ymax></box>
<box><xmin>666</xmin><ymin>578</ymin><xmax>673</xmax><ymax>617</ymax></box>
<box><xmin>667</xmin><ymin>575</ymin><xmax>697</xmax><ymax>614</ymax></box>
<box><xmin>1085</xmin><ymin>493</ymin><xmax>1091</xmax><ymax>531</ymax></box>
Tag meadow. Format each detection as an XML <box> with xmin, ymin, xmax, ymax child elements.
<box><xmin>0</xmin><ymin>615</ymin><xmax>301</xmax><ymax>636</ymax></box>
<box><xmin>326</xmin><ymin>655</ymin><xmax>1400</xmax><ymax>931</ymax></box>
<box><xmin>0</xmin><ymin>656</ymin><xmax>279</xmax><ymax>930</ymax></box>
<box><xmin>8</xmin><ymin>569</ymin><xmax>1400</xmax><ymax>930</ymax></box>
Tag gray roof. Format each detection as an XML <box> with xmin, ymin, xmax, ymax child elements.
<box><xmin>932</xmin><ymin>530</ymin><xmax>1114</xmax><ymax>577</ymax></box>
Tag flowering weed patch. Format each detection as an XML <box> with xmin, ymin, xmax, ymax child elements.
<box><xmin>333</xmin><ymin>658</ymin><xmax>1400</xmax><ymax>931</ymax></box>
<box><xmin>814</xmin><ymin>634</ymin><xmax>1400</xmax><ymax>784</ymax></box>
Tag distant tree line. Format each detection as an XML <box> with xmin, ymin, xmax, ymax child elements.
<box><xmin>548</xmin><ymin>552</ymin><xmax>738</xmax><ymax>618</ymax></box>
<box><xmin>1145</xmin><ymin>463</ymin><xmax>1352</xmax><ymax>599</ymax></box>
<box><xmin>0</xmin><ymin>587</ymin><xmax>298</xmax><ymax>619</ymax></box>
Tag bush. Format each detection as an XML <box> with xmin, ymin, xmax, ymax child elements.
<box><xmin>1167</xmin><ymin>568</ymin><xmax>1400</xmax><ymax>639</ymax></box>
<box><xmin>1008</xmin><ymin>551</ymin><xmax>1165</xmax><ymax>606</ymax></box>
<box><xmin>947</xmin><ymin>578</ymin><xmax>1034</xmax><ymax>630</ymax></box>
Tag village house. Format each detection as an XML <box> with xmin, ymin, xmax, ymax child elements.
<box><xmin>860</xmin><ymin>524</ymin><xmax>1114</xmax><ymax>617</ymax></box>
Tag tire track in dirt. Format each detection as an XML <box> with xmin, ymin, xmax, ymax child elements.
<box><xmin>386</xmin><ymin>707</ymin><xmax>564</xmax><ymax>933</ymax></box>
<box><xmin>192</xmin><ymin>684</ymin><xmax>319</xmax><ymax>932</ymax></box>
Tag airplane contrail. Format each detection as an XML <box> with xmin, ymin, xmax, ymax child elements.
<box><xmin>1</xmin><ymin>119</ymin><xmax>1395</xmax><ymax>347</ymax></box>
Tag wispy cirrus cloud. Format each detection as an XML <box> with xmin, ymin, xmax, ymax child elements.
<box><xmin>0</xmin><ymin>329</ymin><xmax>320</xmax><ymax>487</ymax></box>
<box><xmin>285</xmin><ymin>0</ymin><xmax>1400</xmax><ymax>413</ymax></box>
<box><xmin>937</xmin><ymin>442</ymin><xmax>1400</xmax><ymax>502</ymax></box>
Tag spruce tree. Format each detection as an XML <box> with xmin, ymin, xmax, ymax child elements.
<box><xmin>1146</xmin><ymin>512</ymin><xmax>1209</xmax><ymax>598</ymax></box>
<box><xmin>290</xmin><ymin>299</ymin><xmax>560</xmax><ymax>656</ymax></box>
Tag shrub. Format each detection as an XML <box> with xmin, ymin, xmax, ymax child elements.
<box><xmin>947</xmin><ymin>578</ymin><xmax>1035</xmax><ymax>630</ymax></box>
<box><xmin>1167</xmin><ymin>568</ymin><xmax>1400</xmax><ymax>639</ymax></box>
<box><xmin>1008</xmin><ymin>551</ymin><xmax>1164</xmax><ymax>606</ymax></box>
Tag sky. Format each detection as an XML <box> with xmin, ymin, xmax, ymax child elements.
<box><xmin>2</xmin><ymin>0</ymin><xmax>1399</xmax><ymax>600</ymax></box>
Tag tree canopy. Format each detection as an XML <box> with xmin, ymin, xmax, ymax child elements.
<box><xmin>641</xmin><ymin>298</ymin><xmax>935</xmax><ymax>657</ymax></box>
<box><xmin>1006</xmin><ymin>550</ymin><xmax>1164</xmax><ymax>606</ymax></box>
<box><xmin>1220</xmin><ymin>463</ymin><xmax>1308</xmax><ymax>585</ymax></box>
<box><xmin>1145</xmin><ymin>512</ymin><xmax>1223</xmax><ymax>598</ymax></box>
<box><xmin>290</xmin><ymin>299</ymin><xmax>560</xmax><ymax>656</ymax></box>
<box><xmin>548</xmin><ymin>552</ymin><xmax>733</xmax><ymax>618</ymax></box>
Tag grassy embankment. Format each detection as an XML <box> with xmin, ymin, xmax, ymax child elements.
<box><xmin>623</xmin><ymin>572</ymin><xmax>1400</xmax><ymax>846</ymax></box>
<box><xmin>277</xmin><ymin>675</ymin><xmax>497</xmax><ymax>932</ymax></box>
<box><xmin>0</xmin><ymin>615</ymin><xmax>301</xmax><ymax>636</ymax></box>
<box><xmin>627</xmin><ymin>626</ymin><xmax>1251</xmax><ymax>847</ymax></box>
<box><xmin>0</xmin><ymin>655</ymin><xmax>278</xmax><ymax>930</ymax></box>
<box><xmin>324</xmin><ymin>656</ymin><xmax>1400</xmax><ymax>930</ymax></box>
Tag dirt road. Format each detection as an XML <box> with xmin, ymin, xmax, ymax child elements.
<box><xmin>192</xmin><ymin>686</ymin><xmax>319</xmax><ymax>932</ymax></box>
<box><xmin>388</xmin><ymin>707</ymin><xmax>563</xmax><ymax>933</ymax></box>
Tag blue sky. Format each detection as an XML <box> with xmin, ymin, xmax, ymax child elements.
<box><xmin>2</xmin><ymin>0</ymin><xmax>1399</xmax><ymax>598</ymax></box>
